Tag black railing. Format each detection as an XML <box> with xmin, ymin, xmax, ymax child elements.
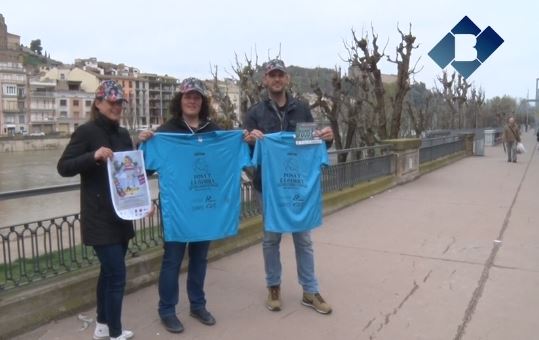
<box><xmin>419</xmin><ymin>136</ymin><xmax>465</xmax><ymax>163</ymax></box>
<box><xmin>0</xmin><ymin>143</ymin><xmax>428</xmax><ymax>291</ymax></box>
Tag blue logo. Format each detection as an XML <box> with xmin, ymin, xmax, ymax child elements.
<box><xmin>428</xmin><ymin>16</ymin><xmax>504</xmax><ymax>78</ymax></box>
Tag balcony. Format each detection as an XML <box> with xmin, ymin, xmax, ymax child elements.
<box><xmin>31</xmin><ymin>92</ymin><xmax>55</xmax><ymax>98</ymax></box>
<box><xmin>2</xmin><ymin>108</ymin><xmax>25</xmax><ymax>114</ymax></box>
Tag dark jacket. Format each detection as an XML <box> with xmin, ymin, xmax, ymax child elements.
<box><xmin>57</xmin><ymin>114</ymin><xmax>134</xmax><ymax>246</ymax></box>
<box><xmin>243</xmin><ymin>93</ymin><xmax>331</xmax><ymax>191</ymax></box>
<box><xmin>156</xmin><ymin>116</ymin><xmax>220</xmax><ymax>134</ymax></box>
<box><xmin>243</xmin><ymin>94</ymin><xmax>313</xmax><ymax>134</ymax></box>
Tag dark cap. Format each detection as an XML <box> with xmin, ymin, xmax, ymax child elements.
<box><xmin>179</xmin><ymin>77</ymin><xmax>207</xmax><ymax>97</ymax></box>
<box><xmin>264</xmin><ymin>59</ymin><xmax>287</xmax><ymax>74</ymax></box>
<box><xmin>95</xmin><ymin>80</ymin><xmax>126</xmax><ymax>102</ymax></box>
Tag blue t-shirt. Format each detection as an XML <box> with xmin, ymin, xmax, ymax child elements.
<box><xmin>140</xmin><ymin>130</ymin><xmax>251</xmax><ymax>242</ymax></box>
<box><xmin>252</xmin><ymin>132</ymin><xmax>328</xmax><ymax>233</ymax></box>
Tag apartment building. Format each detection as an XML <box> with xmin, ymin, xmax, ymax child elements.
<box><xmin>29</xmin><ymin>79</ymin><xmax>56</xmax><ymax>134</ymax></box>
<box><xmin>141</xmin><ymin>73</ymin><xmax>178</xmax><ymax>126</ymax></box>
<box><xmin>0</xmin><ymin>62</ymin><xmax>28</xmax><ymax>135</ymax></box>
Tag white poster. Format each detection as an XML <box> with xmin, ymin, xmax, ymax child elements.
<box><xmin>107</xmin><ymin>150</ymin><xmax>152</xmax><ymax>220</ymax></box>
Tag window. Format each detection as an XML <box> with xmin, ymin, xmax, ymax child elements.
<box><xmin>3</xmin><ymin>85</ymin><xmax>17</xmax><ymax>96</ymax></box>
<box><xmin>60</xmin><ymin>74</ymin><xmax>65</xmax><ymax>80</ymax></box>
<box><xmin>85</xmin><ymin>100</ymin><xmax>91</xmax><ymax>107</ymax></box>
<box><xmin>73</xmin><ymin>100</ymin><xmax>79</xmax><ymax>107</ymax></box>
<box><xmin>18</xmin><ymin>115</ymin><xmax>25</xmax><ymax>124</ymax></box>
<box><xmin>60</xmin><ymin>111</ymin><xmax>67</xmax><ymax>118</ymax></box>
<box><xmin>60</xmin><ymin>99</ymin><xmax>67</xmax><ymax>106</ymax></box>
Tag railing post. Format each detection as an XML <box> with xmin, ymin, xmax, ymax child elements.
<box><xmin>383</xmin><ymin>138</ymin><xmax>422</xmax><ymax>184</ymax></box>
<box><xmin>459</xmin><ymin>133</ymin><xmax>475</xmax><ymax>156</ymax></box>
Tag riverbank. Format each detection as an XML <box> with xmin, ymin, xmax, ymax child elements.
<box><xmin>0</xmin><ymin>136</ymin><xmax>70</xmax><ymax>152</ymax></box>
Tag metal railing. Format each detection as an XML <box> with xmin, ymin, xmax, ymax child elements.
<box><xmin>323</xmin><ymin>145</ymin><xmax>394</xmax><ymax>192</ymax></box>
<box><xmin>0</xmin><ymin>144</ymin><xmax>400</xmax><ymax>291</ymax></box>
<box><xmin>419</xmin><ymin>136</ymin><xmax>465</xmax><ymax>163</ymax></box>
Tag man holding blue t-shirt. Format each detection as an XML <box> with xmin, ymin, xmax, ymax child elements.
<box><xmin>244</xmin><ymin>59</ymin><xmax>334</xmax><ymax>314</ymax></box>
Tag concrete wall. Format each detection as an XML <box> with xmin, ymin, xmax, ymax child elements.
<box><xmin>0</xmin><ymin>141</ymin><xmax>470</xmax><ymax>339</ymax></box>
<box><xmin>0</xmin><ymin>136</ymin><xmax>70</xmax><ymax>152</ymax></box>
<box><xmin>0</xmin><ymin>176</ymin><xmax>398</xmax><ymax>339</ymax></box>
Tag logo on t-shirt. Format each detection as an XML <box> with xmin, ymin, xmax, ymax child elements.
<box><xmin>279</xmin><ymin>154</ymin><xmax>305</xmax><ymax>188</ymax></box>
<box><xmin>189</xmin><ymin>153</ymin><xmax>218</xmax><ymax>191</ymax></box>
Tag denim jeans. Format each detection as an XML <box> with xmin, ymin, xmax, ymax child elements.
<box><xmin>506</xmin><ymin>141</ymin><xmax>517</xmax><ymax>161</ymax></box>
<box><xmin>93</xmin><ymin>242</ymin><xmax>128</xmax><ymax>338</ymax></box>
<box><xmin>158</xmin><ymin>241</ymin><xmax>211</xmax><ymax>317</ymax></box>
<box><xmin>263</xmin><ymin>230</ymin><xmax>319</xmax><ymax>294</ymax></box>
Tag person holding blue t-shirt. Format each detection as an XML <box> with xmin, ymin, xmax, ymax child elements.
<box><xmin>244</xmin><ymin>59</ymin><xmax>334</xmax><ymax>315</ymax></box>
<box><xmin>138</xmin><ymin>77</ymin><xmax>248</xmax><ymax>334</ymax></box>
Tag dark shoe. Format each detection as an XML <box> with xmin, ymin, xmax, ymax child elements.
<box><xmin>190</xmin><ymin>308</ymin><xmax>216</xmax><ymax>326</ymax></box>
<box><xmin>513</xmin><ymin>160</ymin><xmax>517</xmax><ymax>163</ymax></box>
<box><xmin>160</xmin><ymin>314</ymin><xmax>184</xmax><ymax>333</ymax></box>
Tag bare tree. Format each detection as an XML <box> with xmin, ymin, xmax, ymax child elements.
<box><xmin>310</xmin><ymin>68</ymin><xmax>355</xmax><ymax>162</ymax></box>
<box><xmin>406</xmin><ymin>93</ymin><xmax>432</xmax><ymax>137</ymax></box>
<box><xmin>387</xmin><ymin>24</ymin><xmax>420</xmax><ymax>138</ymax></box>
<box><xmin>436</xmin><ymin>71</ymin><xmax>471</xmax><ymax>129</ymax></box>
<box><xmin>467</xmin><ymin>87</ymin><xmax>485</xmax><ymax>128</ymax></box>
<box><xmin>344</xmin><ymin>27</ymin><xmax>388</xmax><ymax>140</ymax></box>
<box><xmin>231</xmin><ymin>52</ymin><xmax>264</xmax><ymax>123</ymax></box>
<box><xmin>209</xmin><ymin>65</ymin><xmax>237</xmax><ymax>129</ymax></box>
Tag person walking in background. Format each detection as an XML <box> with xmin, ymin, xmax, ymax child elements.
<box><xmin>57</xmin><ymin>80</ymin><xmax>134</xmax><ymax>340</ymax></box>
<box><xmin>503</xmin><ymin>116</ymin><xmax>521</xmax><ymax>163</ymax></box>
<box><xmin>243</xmin><ymin>59</ymin><xmax>334</xmax><ymax>315</ymax></box>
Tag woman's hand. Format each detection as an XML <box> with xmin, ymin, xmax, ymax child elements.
<box><xmin>138</xmin><ymin>130</ymin><xmax>154</xmax><ymax>142</ymax></box>
<box><xmin>245</xmin><ymin>129</ymin><xmax>264</xmax><ymax>144</ymax></box>
<box><xmin>94</xmin><ymin>147</ymin><xmax>114</xmax><ymax>162</ymax></box>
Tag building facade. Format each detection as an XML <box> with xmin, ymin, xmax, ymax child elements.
<box><xmin>29</xmin><ymin>79</ymin><xmax>56</xmax><ymax>134</ymax></box>
<box><xmin>0</xmin><ymin>62</ymin><xmax>28</xmax><ymax>135</ymax></box>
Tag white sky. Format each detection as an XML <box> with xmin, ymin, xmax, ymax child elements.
<box><xmin>2</xmin><ymin>0</ymin><xmax>538</xmax><ymax>100</ymax></box>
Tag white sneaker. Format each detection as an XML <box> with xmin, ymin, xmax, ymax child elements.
<box><xmin>93</xmin><ymin>322</ymin><xmax>134</xmax><ymax>339</ymax></box>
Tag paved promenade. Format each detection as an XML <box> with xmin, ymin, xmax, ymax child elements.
<box><xmin>17</xmin><ymin>132</ymin><xmax>539</xmax><ymax>340</ymax></box>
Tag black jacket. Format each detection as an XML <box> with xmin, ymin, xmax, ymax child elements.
<box><xmin>243</xmin><ymin>93</ymin><xmax>330</xmax><ymax>191</ymax></box>
<box><xmin>57</xmin><ymin>114</ymin><xmax>134</xmax><ymax>246</ymax></box>
<box><xmin>243</xmin><ymin>94</ymin><xmax>314</xmax><ymax>134</ymax></box>
<box><xmin>156</xmin><ymin>116</ymin><xmax>220</xmax><ymax>134</ymax></box>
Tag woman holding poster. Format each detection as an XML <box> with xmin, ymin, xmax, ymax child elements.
<box><xmin>57</xmin><ymin>80</ymin><xmax>134</xmax><ymax>340</ymax></box>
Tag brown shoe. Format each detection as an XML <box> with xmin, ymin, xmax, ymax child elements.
<box><xmin>302</xmin><ymin>292</ymin><xmax>332</xmax><ymax>314</ymax></box>
<box><xmin>266</xmin><ymin>285</ymin><xmax>281</xmax><ymax>311</ymax></box>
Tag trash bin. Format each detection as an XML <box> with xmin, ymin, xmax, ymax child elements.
<box><xmin>473</xmin><ymin>137</ymin><xmax>485</xmax><ymax>156</ymax></box>
<box><xmin>484</xmin><ymin>129</ymin><xmax>496</xmax><ymax>146</ymax></box>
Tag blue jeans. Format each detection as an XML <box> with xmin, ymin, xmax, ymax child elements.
<box><xmin>263</xmin><ymin>230</ymin><xmax>319</xmax><ymax>294</ymax></box>
<box><xmin>506</xmin><ymin>141</ymin><xmax>517</xmax><ymax>161</ymax></box>
<box><xmin>158</xmin><ymin>241</ymin><xmax>211</xmax><ymax>317</ymax></box>
<box><xmin>94</xmin><ymin>242</ymin><xmax>128</xmax><ymax>338</ymax></box>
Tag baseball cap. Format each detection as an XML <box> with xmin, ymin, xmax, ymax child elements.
<box><xmin>179</xmin><ymin>77</ymin><xmax>207</xmax><ymax>97</ymax></box>
<box><xmin>95</xmin><ymin>80</ymin><xmax>126</xmax><ymax>102</ymax></box>
<box><xmin>265</xmin><ymin>59</ymin><xmax>287</xmax><ymax>74</ymax></box>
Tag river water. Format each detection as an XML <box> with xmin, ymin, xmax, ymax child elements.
<box><xmin>0</xmin><ymin>149</ymin><xmax>77</xmax><ymax>192</ymax></box>
<box><xmin>0</xmin><ymin>149</ymin><xmax>158</xmax><ymax>227</ymax></box>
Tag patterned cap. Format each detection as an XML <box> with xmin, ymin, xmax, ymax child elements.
<box><xmin>179</xmin><ymin>77</ymin><xmax>207</xmax><ymax>97</ymax></box>
<box><xmin>95</xmin><ymin>80</ymin><xmax>125</xmax><ymax>102</ymax></box>
<box><xmin>265</xmin><ymin>59</ymin><xmax>287</xmax><ymax>74</ymax></box>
